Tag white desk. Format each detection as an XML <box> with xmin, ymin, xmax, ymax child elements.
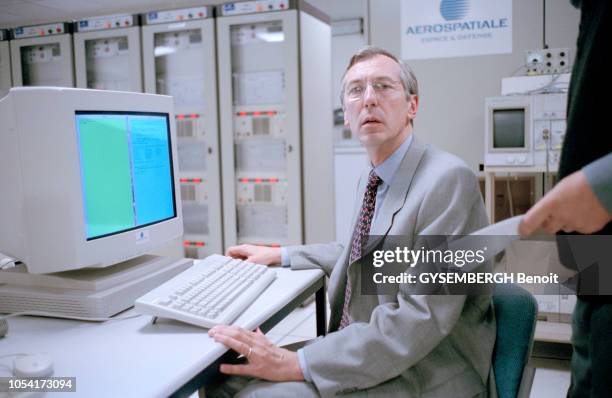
<box><xmin>0</xmin><ymin>266</ymin><xmax>326</xmax><ymax>397</ymax></box>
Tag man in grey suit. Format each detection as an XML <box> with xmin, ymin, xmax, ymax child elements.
<box><xmin>207</xmin><ymin>46</ymin><xmax>496</xmax><ymax>398</ymax></box>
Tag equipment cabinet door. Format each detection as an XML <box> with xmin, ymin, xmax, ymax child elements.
<box><xmin>217</xmin><ymin>9</ymin><xmax>302</xmax><ymax>249</ymax></box>
<box><xmin>142</xmin><ymin>14</ymin><xmax>222</xmax><ymax>258</ymax></box>
<box><xmin>10</xmin><ymin>33</ymin><xmax>74</xmax><ymax>87</ymax></box>
<box><xmin>74</xmin><ymin>26</ymin><xmax>142</xmax><ymax>92</ymax></box>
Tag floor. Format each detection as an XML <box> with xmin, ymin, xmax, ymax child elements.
<box><xmin>530</xmin><ymin>357</ymin><xmax>571</xmax><ymax>398</ymax></box>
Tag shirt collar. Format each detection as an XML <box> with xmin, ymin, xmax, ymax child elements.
<box><xmin>373</xmin><ymin>133</ymin><xmax>413</xmax><ymax>186</ymax></box>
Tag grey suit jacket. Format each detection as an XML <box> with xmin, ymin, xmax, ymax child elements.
<box><xmin>286</xmin><ymin>136</ymin><xmax>496</xmax><ymax>398</ymax></box>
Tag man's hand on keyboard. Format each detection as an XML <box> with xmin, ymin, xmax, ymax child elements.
<box><xmin>209</xmin><ymin>325</ymin><xmax>304</xmax><ymax>382</ymax></box>
<box><xmin>226</xmin><ymin>244</ymin><xmax>281</xmax><ymax>266</ymax></box>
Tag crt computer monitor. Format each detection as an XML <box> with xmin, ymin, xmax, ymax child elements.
<box><xmin>484</xmin><ymin>96</ymin><xmax>532</xmax><ymax>167</ymax></box>
<box><xmin>0</xmin><ymin>87</ymin><xmax>183</xmax><ymax>274</ymax></box>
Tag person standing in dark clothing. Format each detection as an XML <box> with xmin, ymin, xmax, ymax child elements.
<box><xmin>519</xmin><ymin>1</ymin><xmax>612</xmax><ymax>397</ymax></box>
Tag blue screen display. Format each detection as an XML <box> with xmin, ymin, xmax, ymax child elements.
<box><xmin>75</xmin><ymin>112</ymin><xmax>176</xmax><ymax>240</ymax></box>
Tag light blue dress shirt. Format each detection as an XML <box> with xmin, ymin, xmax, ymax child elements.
<box><xmin>283</xmin><ymin>134</ymin><xmax>414</xmax><ymax>382</ymax></box>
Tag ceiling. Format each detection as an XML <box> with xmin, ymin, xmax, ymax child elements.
<box><xmin>0</xmin><ymin>0</ymin><xmax>366</xmax><ymax>29</ymax></box>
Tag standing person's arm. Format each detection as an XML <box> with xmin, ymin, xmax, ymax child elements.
<box><xmin>519</xmin><ymin>153</ymin><xmax>612</xmax><ymax>236</ymax></box>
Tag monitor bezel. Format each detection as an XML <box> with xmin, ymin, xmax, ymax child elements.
<box><xmin>487</xmin><ymin>98</ymin><xmax>532</xmax><ymax>154</ymax></box>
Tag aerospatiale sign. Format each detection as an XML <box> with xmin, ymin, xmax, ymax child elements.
<box><xmin>401</xmin><ymin>0</ymin><xmax>512</xmax><ymax>60</ymax></box>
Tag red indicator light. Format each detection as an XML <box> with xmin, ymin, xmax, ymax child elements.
<box><xmin>238</xmin><ymin>111</ymin><xmax>247</xmax><ymax>117</ymax></box>
<box><xmin>280</xmin><ymin>3</ymin><xmax>285</xmax><ymax>8</ymax></box>
<box><xmin>196</xmin><ymin>242</ymin><xmax>205</xmax><ymax>247</ymax></box>
<box><xmin>183</xmin><ymin>240</ymin><xmax>190</xmax><ymax>247</ymax></box>
<box><xmin>190</xmin><ymin>113</ymin><xmax>199</xmax><ymax>119</ymax></box>
<box><xmin>254</xmin><ymin>178</ymin><xmax>262</xmax><ymax>183</ymax></box>
<box><xmin>56</xmin><ymin>28</ymin><xmax>61</xmax><ymax>32</ymax></box>
<box><xmin>270</xmin><ymin>178</ymin><xmax>279</xmax><ymax>183</ymax></box>
<box><xmin>198</xmin><ymin>12</ymin><xmax>204</xmax><ymax>17</ymax></box>
<box><xmin>180</xmin><ymin>178</ymin><xmax>189</xmax><ymax>183</ymax></box>
<box><xmin>253</xmin><ymin>111</ymin><xmax>261</xmax><ymax>116</ymax></box>
<box><xmin>193</xmin><ymin>178</ymin><xmax>203</xmax><ymax>183</ymax></box>
<box><xmin>177</xmin><ymin>114</ymin><xmax>185</xmax><ymax>119</ymax></box>
<box><xmin>267</xmin><ymin>111</ymin><xmax>274</xmax><ymax>116</ymax></box>
<box><xmin>239</xmin><ymin>178</ymin><xmax>249</xmax><ymax>183</ymax></box>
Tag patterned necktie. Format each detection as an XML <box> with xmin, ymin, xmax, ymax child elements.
<box><xmin>339</xmin><ymin>169</ymin><xmax>382</xmax><ymax>329</ymax></box>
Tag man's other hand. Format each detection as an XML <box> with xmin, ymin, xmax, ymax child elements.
<box><xmin>209</xmin><ymin>325</ymin><xmax>304</xmax><ymax>382</ymax></box>
<box><xmin>519</xmin><ymin>170</ymin><xmax>612</xmax><ymax>236</ymax></box>
<box><xmin>225</xmin><ymin>244</ymin><xmax>281</xmax><ymax>266</ymax></box>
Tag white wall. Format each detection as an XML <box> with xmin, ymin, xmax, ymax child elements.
<box><xmin>368</xmin><ymin>0</ymin><xmax>579</xmax><ymax>172</ymax></box>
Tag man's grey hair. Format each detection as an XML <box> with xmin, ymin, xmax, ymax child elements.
<box><xmin>340</xmin><ymin>46</ymin><xmax>419</xmax><ymax>108</ymax></box>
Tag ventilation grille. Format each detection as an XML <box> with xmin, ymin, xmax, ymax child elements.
<box><xmin>181</xmin><ymin>184</ymin><xmax>196</xmax><ymax>201</ymax></box>
<box><xmin>254</xmin><ymin>184</ymin><xmax>272</xmax><ymax>202</ymax></box>
<box><xmin>253</xmin><ymin>117</ymin><xmax>270</xmax><ymax>136</ymax></box>
<box><xmin>177</xmin><ymin>119</ymin><xmax>196</xmax><ymax>137</ymax></box>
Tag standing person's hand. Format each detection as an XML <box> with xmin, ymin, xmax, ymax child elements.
<box><xmin>519</xmin><ymin>170</ymin><xmax>612</xmax><ymax>236</ymax></box>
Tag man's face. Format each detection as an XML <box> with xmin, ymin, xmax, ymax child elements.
<box><xmin>342</xmin><ymin>55</ymin><xmax>418</xmax><ymax>149</ymax></box>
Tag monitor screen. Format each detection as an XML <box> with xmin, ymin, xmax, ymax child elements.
<box><xmin>493</xmin><ymin>109</ymin><xmax>525</xmax><ymax>149</ymax></box>
<box><xmin>75</xmin><ymin>111</ymin><xmax>176</xmax><ymax>241</ymax></box>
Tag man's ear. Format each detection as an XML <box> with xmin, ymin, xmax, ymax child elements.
<box><xmin>407</xmin><ymin>95</ymin><xmax>419</xmax><ymax>123</ymax></box>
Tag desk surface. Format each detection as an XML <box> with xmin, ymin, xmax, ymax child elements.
<box><xmin>0</xmin><ymin>266</ymin><xmax>324</xmax><ymax>398</ymax></box>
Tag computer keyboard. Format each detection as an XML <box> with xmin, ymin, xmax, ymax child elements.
<box><xmin>134</xmin><ymin>254</ymin><xmax>276</xmax><ymax>328</ymax></box>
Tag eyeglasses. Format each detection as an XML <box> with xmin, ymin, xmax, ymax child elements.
<box><xmin>345</xmin><ymin>79</ymin><xmax>403</xmax><ymax>101</ymax></box>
